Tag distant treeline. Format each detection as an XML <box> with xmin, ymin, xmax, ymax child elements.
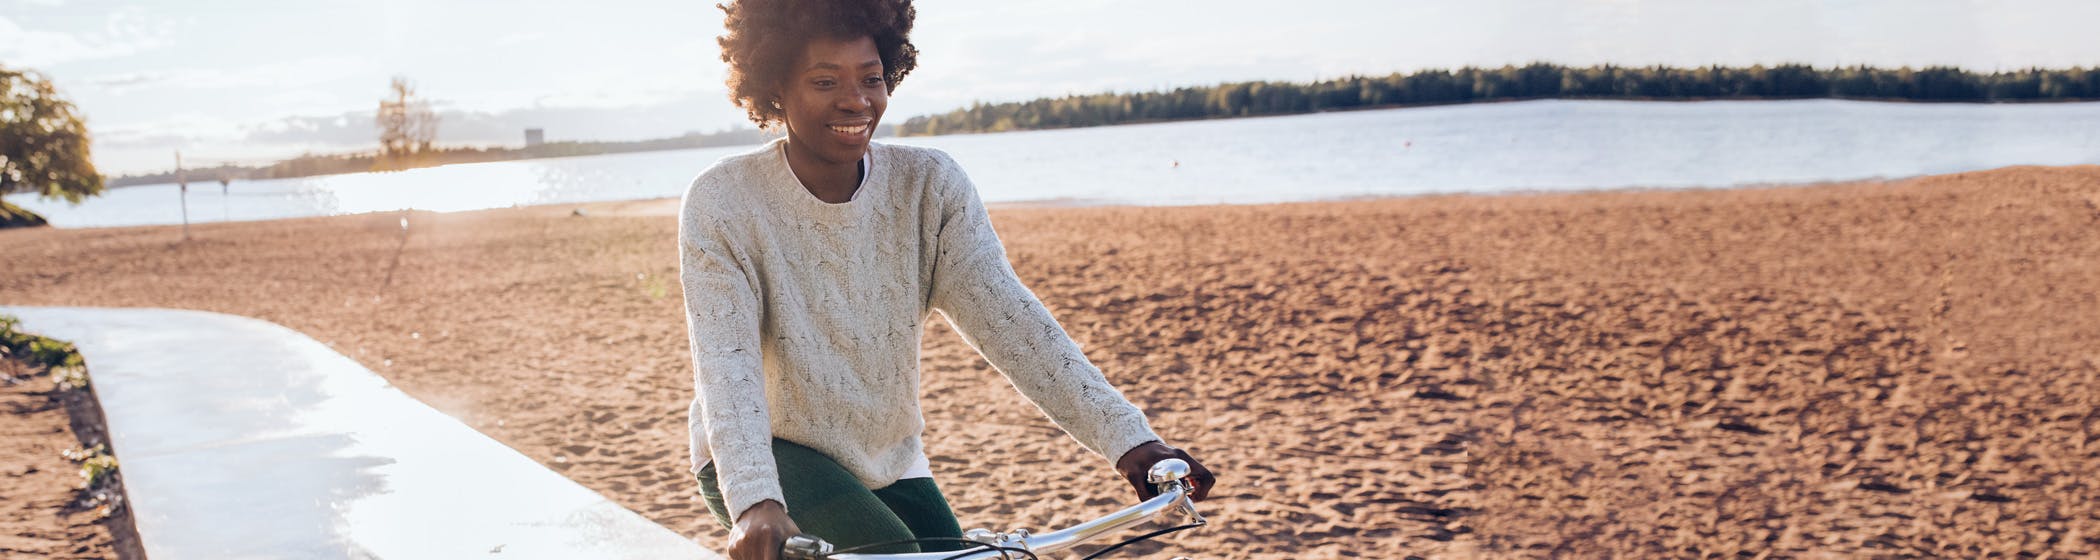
<box><xmin>898</xmin><ymin>64</ymin><xmax>2100</xmax><ymax>136</ymax></box>
<box><xmin>107</xmin><ymin>128</ymin><xmax>779</xmax><ymax>188</ymax></box>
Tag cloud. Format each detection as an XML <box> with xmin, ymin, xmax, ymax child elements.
<box><xmin>95</xmin><ymin>113</ymin><xmax>248</xmax><ymax>148</ymax></box>
<box><xmin>237</xmin><ymin>89</ymin><xmax>745</xmax><ymax>148</ymax></box>
<box><xmin>0</xmin><ymin>7</ymin><xmax>176</xmax><ymax>68</ymax></box>
<box><xmin>79</xmin><ymin>55</ymin><xmax>379</xmax><ymax>95</ymax></box>
<box><xmin>239</xmin><ymin>112</ymin><xmax>373</xmax><ymax>147</ymax></box>
<box><xmin>83</xmin><ymin>71</ymin><xmax>169</xmax><ymax>88</ymax></box>
<box><xmin>91</xmin><ymin>88</ymin><xmax>748</xmax><ymax>173</ymax></box>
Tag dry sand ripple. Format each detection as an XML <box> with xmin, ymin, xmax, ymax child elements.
<box><xmin>2</xmin><ymin>166</ymin><xmax>2096</xmax><ymax>558</ymax></box>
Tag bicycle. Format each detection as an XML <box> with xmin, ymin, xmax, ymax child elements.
<box><xmin>779</xmin><ymin>458</ymin><xmax>1208</xmax><ymax>559</ymax></box>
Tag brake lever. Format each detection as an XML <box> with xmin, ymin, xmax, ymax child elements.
<box><xmin>1146</xmin><ymin>459</ymin><xmax>1208</xmax><ymax>527</ymax></box>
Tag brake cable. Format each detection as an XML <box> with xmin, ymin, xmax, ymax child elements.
<box><xmin>819</xmin><ymin>537</ymin><xmax>1041</xmax><ymax>560</ymax></box>
<box><xmin>810</xmin><ymin>520</ymin><xmax>1201</xmax><ymax>560</ymax></box>
<box><xmin>1076</xmin><ymin>521</ymin><xmax>1203</xmax><ymax>560</ymax></box>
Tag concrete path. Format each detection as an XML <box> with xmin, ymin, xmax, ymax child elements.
<box><xmin>2</xmin><ymin>306</ymin><xmax>722</xmax><ymax>560</ymax></box>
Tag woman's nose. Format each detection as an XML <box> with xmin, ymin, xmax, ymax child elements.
<box><xmin>837</xmin><ymin>89</ymin><xmax>870</xmax><ymax>113</ymax></box>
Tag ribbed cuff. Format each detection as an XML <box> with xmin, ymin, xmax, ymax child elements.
<box><xmin>1093</xmin><ymin>418</ymin><xmax>1165</xmax><ymax>466</ymax></box>
<box><xmin>722</xmin><ymin>475</ymin><xmax>787</xmax><ymax>521</ymax></box>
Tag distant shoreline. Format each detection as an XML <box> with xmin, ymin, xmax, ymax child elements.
<box><xmin>97</xmin><ymin>95</ymin><xmax>2100</xmax><ymax>192</ymax></box>
<box><xmin>33</xmin><ymin>161</ymin><xmax>2096</xmax><ymax>231</ymax></box>
<box><xmin>102</xmin><ymin>62</ymin><xmax>2100</xmax><ymax>184</ymax></box>
<box><xmin>896</xmin><ymin>62</ymin><xmax>2100</xmax><ymax>135</ymax></box>
<box><xmin>101</xmin><ymin>127</ymin><xmax>786</xmax><ymax>190</ymax></box>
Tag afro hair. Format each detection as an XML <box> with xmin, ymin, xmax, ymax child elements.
<box><xmin>716</xmin><ymin>0</ymin><xmax>919</xmax><ymax>127</ymax></box>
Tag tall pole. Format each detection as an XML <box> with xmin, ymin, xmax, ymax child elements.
<box><xmin>176</xmin><ymin>150</ymin><xmax>190</xmax><ymax>240</ymax></box>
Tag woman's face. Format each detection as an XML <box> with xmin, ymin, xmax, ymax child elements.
<box><xmin>778</xmin><ymin>35</ymin><xmax>888</xmax><ymax>166</ymax></box>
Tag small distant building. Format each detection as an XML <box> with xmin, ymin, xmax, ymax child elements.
<box><xmin>524</xmin><ymin>128</ymin><xmax>545</xmax><ymax>147</ymax></box>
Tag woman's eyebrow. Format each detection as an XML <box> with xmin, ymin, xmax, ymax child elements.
<box><xmin>806</xmin><ymin>59</ymin><xmax>885</xmax><ymax>72</ymax></box>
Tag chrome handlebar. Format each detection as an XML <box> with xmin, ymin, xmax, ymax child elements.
<box><xmin>781</xmin><ymin>459</ymin><xmax>1206</xmax><ymax>560</ymax></box>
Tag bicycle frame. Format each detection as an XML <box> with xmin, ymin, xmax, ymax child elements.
<box><xmin>782</xmin><ymin>459</ymin><xmax>1207</xmax><ymax>560</ymax></box>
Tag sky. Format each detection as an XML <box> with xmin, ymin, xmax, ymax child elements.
<box><xmin>4</xmin><ymin>0</ymin><xmax>2099</xmax><ymax>175</ymax></box>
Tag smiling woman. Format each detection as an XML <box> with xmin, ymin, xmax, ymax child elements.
<box><xmin>681</xmin><ymin>2</ymin><xmax>1214</xmax><ymax>560</ymax></box>
<box><xmin>715</xmin><ymin>0</ymin><xmax>917</xmax><ymax>204</ymax></box>
<box><xmin>772</xmin><ymin>36</ymin><xmax>889</xmax><ymax>203</ymax></box>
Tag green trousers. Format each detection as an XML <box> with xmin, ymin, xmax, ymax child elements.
<box><xmin>698</xmin><ymin>439</ymin><xmax>966</xmax><ymax>554</ymax></box>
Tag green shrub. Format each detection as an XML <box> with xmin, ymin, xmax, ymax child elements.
<box><xmin>61</xmin><ymin>444</ymin><xmax>117</xmax><ymax>487</ymax></box>
<box><xmin>61</xmin><ymin>444</ymin><xmax>123</xmax><ymax>518</ymax></box>
<box><xmin>0</xmin><ymin>199</ymin><xmax>50</xmax><ymax>229</ymax></box>
<box><xmin>0</xmin><ymin>313</ymin><xmax>87</xmax><ymax>374</ymax></box>
<box><xmin>25</xmin><ymin>338</ymin><xmax>80</xmax><ymax>369</ymax></box>
<box><xmin>54</xmin><ymin>365</ymin><xmax>89</xmax><ymax>391</ymax></box>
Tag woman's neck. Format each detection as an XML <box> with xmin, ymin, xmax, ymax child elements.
<box><xmin>783</xmin><ymin>140</ymin><xmax>863</xmax><ymax>203</ymax></box>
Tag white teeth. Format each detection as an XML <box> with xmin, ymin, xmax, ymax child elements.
<box><xmin>828</xmin><ymin>124</ymin><xmax>868</xmax><ymax>134</ymax></box>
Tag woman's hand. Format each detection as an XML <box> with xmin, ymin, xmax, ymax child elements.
<box><xmin>1114</xmin><ymin>441</ymin><xmax>1216</xmax><ymax>502</ymax></box>
<box><xmin>727</xmin><ymin>499</ymin><xmax>800</xmax><ymax>560</ymax></box>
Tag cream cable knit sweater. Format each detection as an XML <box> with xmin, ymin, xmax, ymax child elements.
<box><xmin>679</xmin><ymin>139</ymin><xmax>1162</xmax><ymax>519</ymax></box>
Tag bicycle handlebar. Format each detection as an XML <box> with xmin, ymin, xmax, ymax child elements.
<box><xmin>781</xmin><ymin>459</ymin><xmax>1207</xmax><ymax>560</ymax></box>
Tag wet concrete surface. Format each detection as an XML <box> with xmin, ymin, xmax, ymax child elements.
<box><xmin>1</xmin><ymin>306</ymin><xmax>720</xmax><ymax>560</ymax></box>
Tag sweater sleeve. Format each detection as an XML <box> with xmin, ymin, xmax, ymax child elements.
<box><xmin>679</xmin><ymin>204</ymin><xmax>782</xmax><ymax>520</ymax></box>
<box><xmin>925</xmin><ymin>159</ymin><xmax>1163</xmax><ymax>464</ymax></box>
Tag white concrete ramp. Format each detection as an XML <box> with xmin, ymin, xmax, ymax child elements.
<box><xmin>2</xmin><ymin>306</ymin><xmax>722</xmax><ymax>560</ymax></box>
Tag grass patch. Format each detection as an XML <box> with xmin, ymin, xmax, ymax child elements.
<box><xmin>1</xmin><ymin>314</ymin><xmax>82</xmax><ymax>370</ymax></box>
<box><xmin>60</xmin><ymin>444</ymin><xmax>125</xmax><ymax>518</ymax></box>
<box><xmin>2</xmin><ymin>314</ymin><xmax>127</xmax><ymax>520</ymax></box>
<box><xmin>0</xmin><ymin>198</ymin><xmax>50</xmax><ymax>229</ymax></box>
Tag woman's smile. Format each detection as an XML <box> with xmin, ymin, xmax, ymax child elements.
<box><xmin>826</xmin><ymin>119</ymin><xmax>871</xmax><ymax>135</ymax></box>
<box><xmin>825</xmin><ymin>118</ymin><xmax>872</xmax><ymax>143</ymax></box>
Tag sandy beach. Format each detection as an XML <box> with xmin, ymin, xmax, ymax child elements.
<box><xmin>1</xmin><ymin>337</ymin><xmax>133</xmax><ymax>557</ymax></box>
<box><xmin>3</xmin><ymin>166</ymin><xmax>2098</xmax><ymax>558</ymax></box>
<box><xmin>1</xmin><ymin>362</ymin><xmax>112</xmax><ymax>557</ymax></box>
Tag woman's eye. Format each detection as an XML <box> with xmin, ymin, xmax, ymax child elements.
<box><xmin>862</xmin><ymin>77</ymin><xmax>885</xmax><ymax>87</ymax></box>
<box><xmin>812</xmin><ymin>78</ymin><xmax>836</xmax><ymax>88</ymax></box>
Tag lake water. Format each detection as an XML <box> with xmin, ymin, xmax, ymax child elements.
<box><xmin>14</xmin><ymin>99</ymin><xmax>2100</xmax><ymax>228</ymax></box>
